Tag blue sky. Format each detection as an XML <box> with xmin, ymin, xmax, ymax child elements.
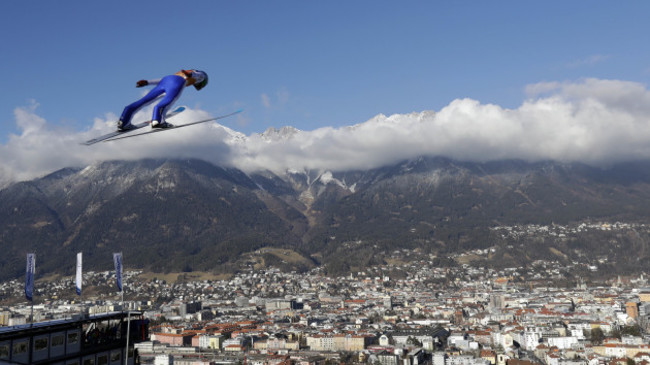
<box><xmin>2</xmin><ymin>1</ymin><xmax>648</xmax><ymax>139</ymax></box>
<box><xmin>2</xmin><ymin>1</ymin><xmax>650</xmax><ymax>183</ymax></box>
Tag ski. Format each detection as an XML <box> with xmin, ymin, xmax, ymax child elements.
<box><xmin>82</xmin><ymin>106</ymin><xmax>186</xmax><ymax>145</ymax></box>
<box><xmin>102</xmin><ymin>109</ymin><xmax>243</xmax><ymax>142</ymax></box>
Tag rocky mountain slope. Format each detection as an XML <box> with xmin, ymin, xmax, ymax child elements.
<box><xmin>3</xmin><ymin>157</ymin><xmax>650</xmax><ymax>281</ymax></box>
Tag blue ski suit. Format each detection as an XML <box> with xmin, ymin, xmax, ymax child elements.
<box><xmin>119</xmin><ymin>75</ymin><xmax>186</xmax><ymax>126</ymax></box>
<box><xmin>119</xmin><ymin>69</ymin><xmax>207</xmax><ymax>127</ymax></box>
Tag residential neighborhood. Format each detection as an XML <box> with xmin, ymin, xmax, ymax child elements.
<box><xmin>2</xmin><ymin>222</ymin><xmax>650</xmax><ymax>364</ymax></box>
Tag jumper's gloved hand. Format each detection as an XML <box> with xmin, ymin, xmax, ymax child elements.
<box><xmin>136</xmin><ymin>80</ymin><xmax>149</xmax><ymax>88</ymax></box>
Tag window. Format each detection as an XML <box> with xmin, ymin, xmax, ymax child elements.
<box><xmin>13</xmin><ymin>341</ymin><xmax>28</xmax><ymax>355</ymax></box>
<box><xmin>83</xmin><ymin>358</ymin><xmax>94</xmax><ymax>365</ymax></box>
<box><xmin>110</xmin><ymin>350</ymin><xmax>121</xmax><ymax>362</ymax></box>
<box><xmin>68</xmin><ymin>332</ymin><xmax>79</xmax><ymax>345</ymax></box>
<box><xmin>35</xmin><ymin>337</ymin><xmax>49</xmax><ymax>351</ymax></box>
<box><xmin>97</xmin><ymin>355</ymin><xmax>108</xmax><ymax>365</ymax></box>
<box><xmin>52</xmin><ymin>335</ymin><xmax>65</xmax><ymax>347</ymax></box>
<box><xmin>0</xmin><ymin>344</ymin><xmax>9</xmax><ymax>359</ymax></box>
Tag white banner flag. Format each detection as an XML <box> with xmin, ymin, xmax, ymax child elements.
<box><xmin>76</xmin><ymin>252</ymin><xmax>82</xmax><ymax>296</ymax></box>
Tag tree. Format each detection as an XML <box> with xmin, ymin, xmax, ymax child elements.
<box><xmin>589</xmin><ymin>327</ymin><xmax>605</xmax><ymax>344</ymax></box>
<box><xmin>368</xmin><ymin>313</ymin><xmax>383</xmax><ymax>324</ymax></box>
<box><xmin>407</xmin><ymin>336</ymin><xmax>423</xmax><ymax>347</ymax></box>
<box><xmin>620</xmin><ymin>325</ymin><xmax>642</xmax><ymax>337</ymax></box>
<box><xmin>339</xmin><ymin>352</ymin><xmax>354</xmax><ymax>364</ymax></box>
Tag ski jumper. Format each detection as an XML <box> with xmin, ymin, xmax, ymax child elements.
<box><xmin>120</xmin><ymin>75</ymin><xmax>186</xmax><ymax>126</ymax></box>
<box><xmin>119</xmin><ymin>69</ymin><xmax>208</xmax><ymax>128</ymax></box>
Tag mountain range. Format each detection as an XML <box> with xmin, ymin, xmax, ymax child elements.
<box><xmin>3</xmin><ymin>156</ymin><xmax>650</xmax><ymax>282</ymax></box>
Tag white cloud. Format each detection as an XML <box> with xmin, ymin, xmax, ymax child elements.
<box><xmin>3</xmin><ymin>78</ymin><xmax>650</xmax><ymax>185</ymax></box>
<box><xmin>261</xmin><ymin>93</ymin><xmax>271</xmax><ymax>108</ymax></box>
<box><xmin>261</xmin><ymin>88</ymin><xmax>289</xmax><ymax>110</ymax></box>
<box><xmin>566</xmin><ymin>54</ymin><xmax>610</xmax><ymax>68</ymax></box>
<box><xmin>14</xmin><ymin>100</ymin><xmax>46</xmax><ymax>136</ymax></box>
<box><xmin>230</xmin><ymin>78</ymin><xmax>650</xmax><ymax>172</ymax></box>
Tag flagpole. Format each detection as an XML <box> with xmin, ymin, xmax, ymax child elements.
<box><xmin>114</xmin><ymin>252</ymin><xmax>129</xmax><ymax>365</ymax></box>
<box><xmin>125</xmin><ymin>310</ymin><xmax>131</xmax><ymax>365</ymax></box>
<box><xmin>76</xmin><ymin>252</ymin><xmax>83</xmax><ymax>318</ymax></box>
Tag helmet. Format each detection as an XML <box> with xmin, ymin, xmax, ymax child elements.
<box><xmin>192</xmin><ymin>70</ymin><xmax>208</xmax><ymax>91</ymax></box>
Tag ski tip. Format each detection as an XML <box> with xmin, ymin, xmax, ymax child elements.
<box><xmin>235</xmin><ymin>108</ymin><xmax>244</xmax><ymax>114</ymax></box>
